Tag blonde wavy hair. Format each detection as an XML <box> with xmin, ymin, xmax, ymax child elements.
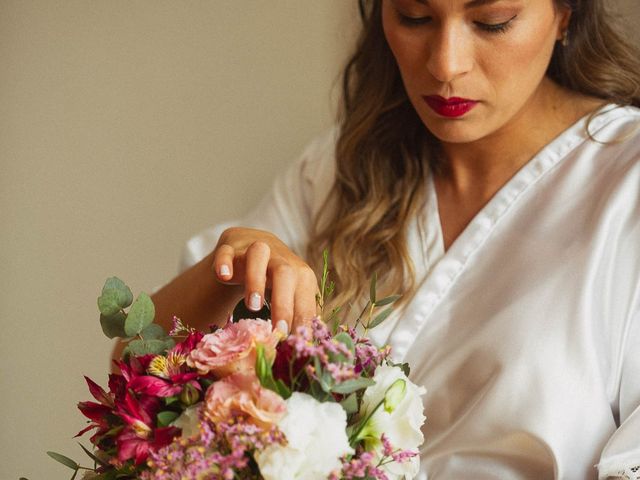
<box><xmin>307</xmin><ymin>0</ymin><xmax>640</xmax><ymax>310</ymax></box>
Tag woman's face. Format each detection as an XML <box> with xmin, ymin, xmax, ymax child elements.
<box><xmin>382</xmin><ymin>0</ymin><xmax>570</xmax><ymax>145</ymax></box>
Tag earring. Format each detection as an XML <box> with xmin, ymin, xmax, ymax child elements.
<box><xmin>560</xmin><ymin>30</ymin><xmax>569</xmax><ymax>47</ymax></box>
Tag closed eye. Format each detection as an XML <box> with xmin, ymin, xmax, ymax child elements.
<box><xmin>475</xmin><ymin>15</ymin><xmax>517</xmax><ymax>34</ymax></box>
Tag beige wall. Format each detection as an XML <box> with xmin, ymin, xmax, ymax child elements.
<box><xmin>1</xmin><ymin>2</ymin><xmax>356</xmax><ymax>478</ymax></box>
<box><xmin>617</xmin><ymin>0</ymin><xmax>640</xmax><ymax>47</ymax></box>
<box><xmin>3</xmin><ymin>1</ymin><xmax>640</xmax><ymax>478</ymax></box>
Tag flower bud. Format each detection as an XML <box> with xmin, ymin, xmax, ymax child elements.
<box><xmin>180</xmin><ymin>383</ymin><xmax>199</xmax><ymax>406</ymax></box>
<box><xmin>384</xmin><ymin>379</ymin><xmax>406</xmax><ymax>413</ymax></box>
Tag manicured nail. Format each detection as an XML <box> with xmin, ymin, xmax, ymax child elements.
<box><xmin>219</xmin><ymin>264</ymin><xmax>230</xmax><ymax>277</ymax></box>
<box><xmin>276</xmin><ymin>319</ymin><xmax>289</xmax><ymax>336</ymax></box>
<box><xmin>248</xmin><ymin>292</ymin><xmax>262</xmax><ymax>311</ymax></box>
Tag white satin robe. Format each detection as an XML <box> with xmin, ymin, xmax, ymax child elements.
<box><xmin>181</xmin><ymin>105</ymin><xmax>640</xmax><ymax>479</ymax></box>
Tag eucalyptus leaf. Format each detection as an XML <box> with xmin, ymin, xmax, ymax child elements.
<box><xmin>333</xmin><ymin>332</ymin><xmax>355</xmax><ymax>355</ymax></box>
<box><xmin>374</xmin><ymin>294</ymin><xmax>402</xmax><ymax>307</ymax></box>
<box><xmin>340</xmin><ymin>393</ymin><xmax>359</xmax><ymax>414</ymax></box>
<box><xmin>140</xmin><ymin>323</ymin><xmax>166</xmax><ymax>340</ymax></box>
<box><xmin>157</xmin><ymin>411</ymin><xmax>180</xmax><ymax>427</ymax></box>
<box><xmin>369</xmin><ymin>272</ymin><xmax>377</xmax><ymax>304</ymax></box>
<box><xmin>79</xmin><ymin>442</ymin><xmax>108</xmax><ymax>467</ymax></box>
<box><xmin>124</xmin><ymin>293</ymin><xmax>155</xmax><ymax>337</ymax></box>
<box><xmin>99</xmin><ymin>312</ymin><xmax>127</xmax><ymax>339</ymax></box>
<box><xmin>331</xmin><ymin>377</ymin><xmax>376</xmax><ymax>394</ymax></box>
<box><xmin>97</xmin><ymin>290</ymin><xmax>123</xmax><ymax>317</ymax></box>
<box><xmin>163</xmin><ymin>337</ymin><xmax>176</xmax><ymax>351</ymax></box>
<box><xmin>319</xmin><ymin>369</ymin><xmax>334</xmax><ymax>393</ymax></box>
<box><xmin>367</xmin><ymin>305</ymin><xmax>394</xmax><ymax>329</ymax></box>
<box><xmin>46</xmin><ymin>451</ymin><xmax>79</xmax><ymax>470</ymax></box>
<box><xmin>126</xmin><ymin>338</ymin><xmax>167</xmax><ymax>356</ymax></box>
<box><xmin>102</xmin><ymin>277</ymin><xmax>133</xmax><ymax>306</ymax></box>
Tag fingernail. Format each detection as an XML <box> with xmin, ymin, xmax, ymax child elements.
<box><xmin>276</xmin><ymin>319</ymin><xmax>289</xmax><ymax>336</ymax></box>
<box><xmin>248</xmin><ymin>292</ymin><xmax>262</xmax><ymax>311</ymax></box>
<box><xmin>219</xmin><ymin>264</ymin><xmax>230</xmax><ymax>277</ymax></box>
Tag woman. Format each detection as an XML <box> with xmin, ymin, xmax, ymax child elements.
<box><xmin>147</xmin><ymin>0</ymin><xmax>640</xmax><ymax>477</ymax></box>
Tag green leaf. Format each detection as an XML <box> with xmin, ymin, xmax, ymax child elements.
<box><xmin>126</xmin><ymin>338</ymin><xmax>167</xmax><ymax>356</ymax></box>
<box><xmin>319</xmin><ymin>369</ymin><xmax>334</xmax><ymax>393</ymax></box>
<box><xmin>374</xmin><ymin>294</ymin><xmax>402</xmax><ymax>307</ymax></box>
<box><xmin>97</xmin><ymin>290</ymin><xmax>123</xmax><ymax>316</ymax></box>
<box><xmin>340</xmin><ymin>393</ymin><xmax>359</xmax><ymax>414</ymax></box>
<box><xmin>369</xmin><ymin>272</ymin><xmax>377</xmax><ymax>304</ymax></box>
<box><xmin>328</xmin><ymin>332</ymin><xmax>355</xmax><ymax>364</ymax></box>
<box><xmin>275</xmin><ymin>379</ymin><xmax>291</xmax><ymax>399</ymax></box>
<box><xmin>46</xmin><ymin>451</ymin><xmax>79</xmax><ymax>470</ymax></box>
<box><xmin>163</xmin><ymin>337</ymin><xmax>176</xmax><ymax>351</ymax></box>
<box><xmin>99</xmin><ymin>311</ymin><xmax>127</xmax><ymax>339</ymax></box>
<box><xmin>97</xmin><ymin>277</ymin><xmax>133</xmax><ymax>316</ymax></box>
<box><xmin>367</xmin><ymin>306</ymin><xmax>394</xmax><ymax>329</ymax></box>
<box><xmin>331</xmin><ymin>377</ymin><xmax>376</xmax><ymax>394</ymax></box>
<box><xmin>157</xmin><ymin>411</ymin><xmax>180</xmax><ymax>427</ymax></box>
<box><xmin>102</xmin><ymin>277</ymin><xmax>133</xmax><ymax>306</ymax></box>
<box><xmin>124</xmin><ymin>293</ymin><xmax>155</xmax><ymax>337</ymax></box>
<box><xmin>164</xmin><ymin>395</ymin><xmax>179</xmax><ymax>406</ymax></box>
<box><xmin>333</xmin><ymin>332</ymin><xmax>355</xmax><ymax>355</ymax></box>
<box><xmin>140</xmin><ymin>323</ymin><xmax>166</xmax><ymax>340</ymax></box>
<box><xmin>78</xmin><ymin>442</ymin><xmax>109</xmax><ymax>467</ymax></box>
<box><xmin>391</xmin><ymin>361</ymin><xmax>411</xmax><ymax>377</ymax></box>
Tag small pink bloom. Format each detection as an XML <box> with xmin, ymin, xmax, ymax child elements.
<box><xmin>187</xmin><ymin>319</ymin><xmax>281</xmax><ymax>377</ymax></box>
<box><xmin>204</xmin><ymin>373</ymin><xmax>286</xmax><ymax>428</ymax></box>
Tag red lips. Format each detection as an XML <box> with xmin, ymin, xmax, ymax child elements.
<box><xmin>423</xmin><ymin>96</ymin><xmax>478</xmax><ymax>118</ymax></box>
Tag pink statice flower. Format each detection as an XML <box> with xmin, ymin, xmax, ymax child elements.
<box><xmin>187</xmin><ymin>319</ymin><xmax>281</xmax><ymax>377</ymax></box>
<box><xmin>285</xmin><ymin>318</ymin><xmax>359</xmax><ymax>386</ymax></box>
<box><xmin>141</xmin><ymin>416</ymin><xmax>286</xmax><ymax>480</ymax></box>
<box><xmin>331</xmin><ymin>451</ymin><xmax>389</xmax><ymax>480</ymax></box>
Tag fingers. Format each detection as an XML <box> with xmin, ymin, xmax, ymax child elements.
<box><xmin>213</xmin><ymin>243</ymin><xmax>235</xmax><ymax>282</ymax></box>
<box><xmin>211</xmin><ymin>228</ymin><xmax>319</xmax><ymax>333</ymax></box>
<box><xmin>292</xmin><ymin>268</ymin><xmax>319</xmax><ymax>329</ymax></box>
<box><xmin>269</xmin><ymin>261</ymin><xmax>296</xmax><ymax>334</ymax></box>
<box><xmin>243</xmin><ymin>241</ymin><xmax>270</xmax><ymax>312</ymax></box>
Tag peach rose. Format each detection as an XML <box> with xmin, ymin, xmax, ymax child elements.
<box><xmin>187</xmin><ymin>319</ymin><xmax>281</xmax><ymax>377</ymax></box>
<box><xmin>204</xmin><ymin>372</ymin><xmax>286</xmax><ymax>428</ymax></box>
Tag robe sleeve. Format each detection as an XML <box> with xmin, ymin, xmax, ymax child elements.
<box><xmin>178</xmin><ymin>128</ymin><xmax>337</xmax><ymax>273</ymax></box>
<box><xmin>598</xmin><ymin>309</ymin><xmax>640</xmax><ymax>479</ymax></box>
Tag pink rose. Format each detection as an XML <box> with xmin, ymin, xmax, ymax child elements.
<box><xmin>187</xmin><ymin>319</ymin><xmax>281</xmax><ymax>377</ymax></box>
<box><xmin>204</xmin><ymin>373</ymin><xmax>286</xmax><ymax>428</ymax></box>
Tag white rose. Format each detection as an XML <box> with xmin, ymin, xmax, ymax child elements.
<box><xmin>360</xmin><ymin>365</ymin><xmax>426</xmax><ymax>479</ymax></box>
<box><xmin>255</xmin><ymin>392</ymin><xmax>354</xmax><ymax>480</ymax></box>
<box><xmin>171</xmin><ymin>403</ymin><xmax>202</xmax><ymax>439</ymax></box>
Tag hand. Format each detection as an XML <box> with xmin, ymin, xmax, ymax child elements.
<box><xmin>212</xmin><ymin>227</ymin><xmax>318</xmax><ymax>334</ymax></box>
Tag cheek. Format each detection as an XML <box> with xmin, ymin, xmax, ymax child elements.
<box><xmin>480</xmin><ymin>20</ymin><xmax>559</xmax><ymax>93</ymax></box>
<box><xmin>381</xmin><ymin>10</ymin><xmax>427</xmax><ymax>79</ymax></box>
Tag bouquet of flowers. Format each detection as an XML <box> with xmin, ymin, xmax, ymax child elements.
<box><xmin>39</xmin><ymin>256</ymin><xmax>426</xmax><ymax>480</ymax></box>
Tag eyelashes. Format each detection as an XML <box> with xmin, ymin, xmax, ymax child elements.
<box><xmin>396</xmin><ymin>13</ymin><xmax>518</xmax><ymax>35</ymax></box>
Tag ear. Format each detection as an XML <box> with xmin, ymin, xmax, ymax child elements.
<box><xmin>556</xmin><ymin>4</ymin><xmax>572</xmax><ymax>40</ymax></box>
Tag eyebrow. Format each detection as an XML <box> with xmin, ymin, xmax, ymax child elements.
<box><xmin>416</xmin><ymin>0</ymin><xmax>513</xmax><ymax>8</ymax></box>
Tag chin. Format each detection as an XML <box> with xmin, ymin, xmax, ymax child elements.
<box><xmin>423</xmin><ymin>120</ymin><xmax>486</xmax><ymax>145</ymax></box>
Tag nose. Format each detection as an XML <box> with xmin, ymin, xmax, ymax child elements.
<box><xmin>426</xmin><ymin>24</ymin><xmax>473</xmax><ymax>83</ymax></box>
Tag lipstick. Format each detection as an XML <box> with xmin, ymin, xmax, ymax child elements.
<box><xmin>423</xmin><ymin>96</ymin><xmax>478</xmax><ymax>118</ymax></box>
